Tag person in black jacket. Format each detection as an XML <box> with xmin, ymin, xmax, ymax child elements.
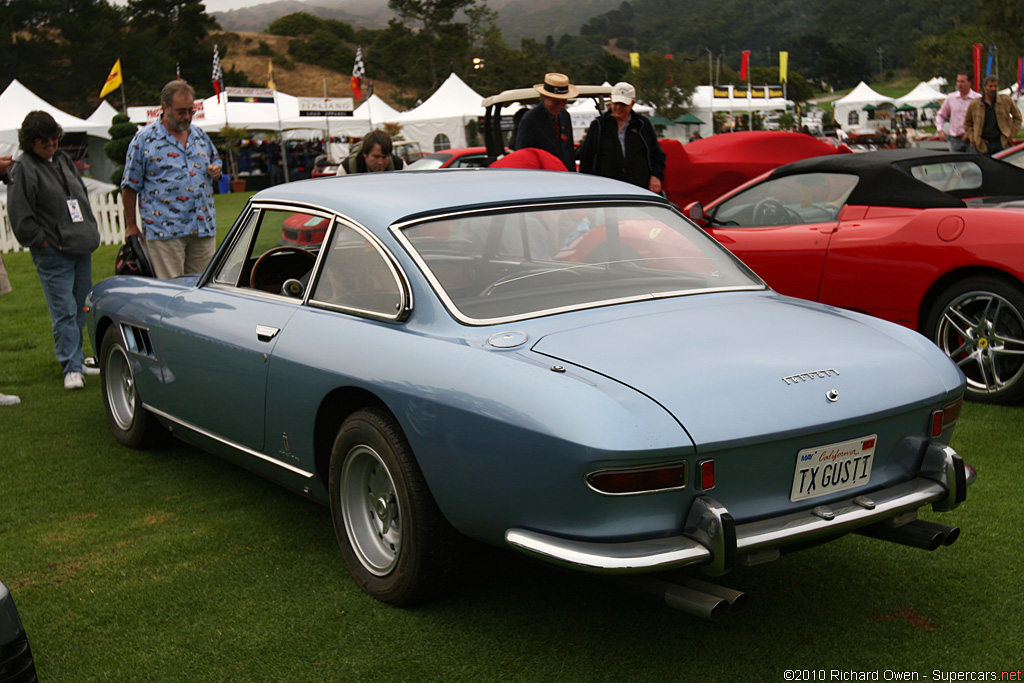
<box><xmin>579</xmin><ymin>82</ymin><xmax>666</xmax><ymax>193</ymax></box>
<box><xmin>514</xmin><ymin>73</ymin><xmax>579</xmax><ymax>172</ymax></box>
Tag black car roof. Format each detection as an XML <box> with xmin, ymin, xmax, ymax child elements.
<box><xmin>768</xmin><ymin>149</ymin><xmax>1024</xmax><ymax>208</ymax></box>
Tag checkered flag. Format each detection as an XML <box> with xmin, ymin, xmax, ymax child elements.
<box><xmin>212</xmin><ymin>43</ymin><xmax>223</xmax><ymax>102</ymax></box>
<box><xmin>351</xmin><ymin>46</ymin><xmax>365</xmax><ymax>101</ymax></box>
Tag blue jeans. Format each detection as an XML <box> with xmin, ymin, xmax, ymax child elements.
<box><xmin>949</xmin><ymin>136</ymin><xmax>971</xmax><ymax>153</ymax></box>
<box><xmin>29</xmin><ymin>247</ymin><xmax>92</xmax><ymax>374</ymax></box>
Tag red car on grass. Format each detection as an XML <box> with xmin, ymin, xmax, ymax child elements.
<box><xmin>685</xmin><ymin>149</ymin><xmax>1024</xmax><ymax>404</ymax></box>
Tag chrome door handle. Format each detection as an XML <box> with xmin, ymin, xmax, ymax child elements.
<box><xmin>256</xmin><ymin>325</ymin><xmax>280</xmax><ymax>342</ymax></box>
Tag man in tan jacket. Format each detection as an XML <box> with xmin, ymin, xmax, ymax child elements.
<box><xmin>964</xmin><ymin>74</ymin><xmax>1022</xmax><ymax>154</ymax></box>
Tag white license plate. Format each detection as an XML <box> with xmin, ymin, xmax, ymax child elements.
<box><xmin>790</xmin><ymin>435</ymin><xmax>876</xmax><ymax>502</ymax></box>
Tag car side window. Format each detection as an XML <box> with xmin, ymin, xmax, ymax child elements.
<box><xmin>310</xmin><ymin>223</ymin><xmax>404</xmax><ymax>317</ymax></box>
<box><xmin>712</xmin><ymin>173</ymin><xmax>859</xmax><ymax>227</ymax></box>
<box><xmin>213</xmin><ymin>208</ymin><xmax>322</xmax><ymax>296</ymax></box>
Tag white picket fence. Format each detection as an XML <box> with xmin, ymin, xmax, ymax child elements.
<box><xmin>0</xmin><ymin>192</ymin><xmax>125</xmax><ymax>253</ymax></box>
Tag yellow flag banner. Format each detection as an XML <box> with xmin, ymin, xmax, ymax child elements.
<box><xmin>779</xmin><ymin>51</ymin><xmax>789</xmax><ymax>83</ymax></box>
<box><xmin>268</xmin><ymin>60</ymin><xmax>277</xmax><ymax>91</ymax></box>
<box><xmin>100</xmin><ymin>59</ymin><xmax>122</xmax><ymax>98</ymax></box>
<box><xmin>629</xmin><ymin>52</ymin><xmax>640</xmax><ymax>68</ymax></box>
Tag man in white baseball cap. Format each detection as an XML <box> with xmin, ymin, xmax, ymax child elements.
<box><xmin>579</xmin><ymin>81</ymin><xmax>666</xmax><ymax>193</ymax></box>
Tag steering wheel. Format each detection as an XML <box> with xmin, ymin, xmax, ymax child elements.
<box><xmin>249</xmin><ymin>246</ymin><xmax>317</xmax><ymax>292</ymax></box>
<box><xmin>752</xmin><ymin>198</ymin><xmax>799</xmax><ymax>225</ymax></box>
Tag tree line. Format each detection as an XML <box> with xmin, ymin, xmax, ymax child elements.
<box><xmin>5</xmin><ymin>0</ymin><xmax>1020</xmax><ymax>122</ymax></box>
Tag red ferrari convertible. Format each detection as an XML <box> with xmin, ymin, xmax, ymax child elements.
<box><xmin>684</xmin><ymin>149</ymin><xmax>1024</xmax><ymax>404</ymax></box>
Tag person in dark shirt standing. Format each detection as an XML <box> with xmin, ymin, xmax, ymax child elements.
<box><xmin>578</xmin><ymin>82</ymin><xmax>666</xmax><ymax>193</ymax></box>
<box><xmin>515</xmin><ymin>73</ymin><xmax>578</xmax><ymax>171</ymax></box>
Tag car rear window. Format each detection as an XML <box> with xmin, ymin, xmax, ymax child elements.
<box><xmin>397</xmin><ymin>203</ymin><xmax>763</xmax><ymax>324</ymax></box>
<box><xmin>909</xmin><ymin>160</ymin><xmax>984</xmax><ymax>193</ymax></box>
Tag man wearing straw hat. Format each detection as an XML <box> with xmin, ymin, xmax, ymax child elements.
<box><xmin>514</xmin><ymin>73</ymin><xmax>579</xmax><ymax>171</ymax></box>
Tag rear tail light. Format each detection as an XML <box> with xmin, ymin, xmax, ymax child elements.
<box><xmin>697</xmin><ymin>459</ymin><xmax>716</xmax><ymax>491</ymax></box>
<box><xmin>586</xmin><ymin>462</ymin><xmax>687</xmax><ymax>495</ymax></box>
<box><xmin>930</xmin><ymin>397</ymin><xmax>963</xmax><ymax>438</ymax></box>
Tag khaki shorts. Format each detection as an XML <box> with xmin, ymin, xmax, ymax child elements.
<box><xmin>146</xmin><ymin>235</ymin><xmax>216</xmax><ymax>280</ymax></box>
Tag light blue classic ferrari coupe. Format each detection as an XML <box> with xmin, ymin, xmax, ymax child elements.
<box><xmin>87</xmin><ymin>170</ymin><xmax>973</xmax><ymax>618</ymax></box>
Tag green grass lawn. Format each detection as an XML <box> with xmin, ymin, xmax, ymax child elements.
<box><xmin>1</xmin><ymin>194</ymin><xmax>1023</xmax><ymax>680</ymax></box>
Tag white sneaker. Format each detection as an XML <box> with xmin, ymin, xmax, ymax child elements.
<box><xmin>0</xmin><ymin>393</ymin><xmax>20</xmax><ymax>406</ymax></box>
<box><xmin>82</xmin><ymin>366</ymin><xmax>100</xmax><ymax>376</ymax></box>
<box><xmin>64</xmin><ymin>371</ymin><xmax>85</xmax><ymax>390</ymax></box>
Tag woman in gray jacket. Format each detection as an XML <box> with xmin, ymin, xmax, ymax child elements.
<box><xmin>8</xmin><ymin>111</ymin><xmax>100</xmax><ymax>390</ymax></box>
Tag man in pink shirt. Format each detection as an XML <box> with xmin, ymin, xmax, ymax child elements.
<box><xmin>936</xmin><ymin>72</ymin><xmax>981</xmax><ymax>152</ymax></box>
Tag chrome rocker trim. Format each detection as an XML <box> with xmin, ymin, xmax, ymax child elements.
<box><xmin>143</xmin><ymin>403</ymin><xmax>316</xmax><ymax>479</ymax></box>
<box><xmin>505</xmin><ymin>444</ymin><xmax>971</xmax><ymax>575</ymax></box>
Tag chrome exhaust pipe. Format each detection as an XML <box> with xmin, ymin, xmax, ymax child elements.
<box><xmin>856</xmin><ymin>519</ymin><xmax>960</xmax><ymax>551</ymax></box>
<box><xmin>616</xmin><ymin>576</ymin><xmax>730</xmax><ymax>620</ymax></box>
<box><xmin>682</xmin><ymin>577</ymin><xmax>749</xmax><ymax>614</ymax></box>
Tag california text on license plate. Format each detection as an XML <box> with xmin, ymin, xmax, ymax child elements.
<box><xmin>790</xmin><ymin>435</ymin><xmax>876</xmax><ymax>502</ymax></box>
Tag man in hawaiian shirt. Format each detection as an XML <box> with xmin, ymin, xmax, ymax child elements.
<box><xmin>122</xmin><ymin>80</ymin><xmax>222</xmax><ymax>279</ymax></box>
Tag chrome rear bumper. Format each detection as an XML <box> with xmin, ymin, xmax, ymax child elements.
<box><xmin>506</xmin><ymin>444</ymin><xmax>972</xmax><ymax>575</ymax></box>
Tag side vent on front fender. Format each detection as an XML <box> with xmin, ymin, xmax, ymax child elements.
<box><xmin>120</xmin><ymin>324</ymin><xmax>155</xmax><ymax>359</ymax></box>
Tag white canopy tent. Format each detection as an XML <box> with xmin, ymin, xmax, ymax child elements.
<box><xmin>0</xmin><ymin>79</ymin><xmax>110</xmax><ymax>155</ymax></box>
<box><xmin>85</xmin><ymin>100</ymin><xmax>120</xmax><ymax>130</ymax></box>
<box><xmin>396</xmin><ymin>73</ymin><xmax>486</xmax><ymax>151</ymax></box>
<box><xmin>84</xmin><ymin>100</ymin><xmax>123</xmax><ymax>183</ymax></box>
<box><xmin>895</xmin><ymin>82</ymin><xmax>945</xmax><ymax>109</ymax></box>
<box><xmin>832</xmin><ymin>82</ymin><xmax>895</xmax><ymax>130</ymax></box>
<box><xmin>679</xmin><ymin>85</ymin><xmax>793</xmax><ymax>140</ymax></box>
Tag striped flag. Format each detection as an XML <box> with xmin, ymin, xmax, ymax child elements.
<box><xmin>212</xmin><ymin>43</ymin><xmax>223</xmax><ymax>102</ymax></box>
<box><xmin>351</xmin><ymin>46</ymin><xmax>365</xmax><ymax>101</ymax></box>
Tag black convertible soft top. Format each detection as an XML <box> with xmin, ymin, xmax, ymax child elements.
<box><xmin>768</xmin><ymin>149</ymin><xmax>1024</xmax><ymax>209</ymax></box>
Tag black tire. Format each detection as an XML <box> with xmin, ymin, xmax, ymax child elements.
<box><xmin>924</xmin><ymin>276</ymin><xmax>1024</xmax><ymax>404</ymax></box>
<box><xmin>100</xmin><ymin>326</ymin><xmax>163</xmax><ymax>448</ymax></box>
<box><xmin>329</xmin><ymin>408</ymin><xmax>462</xmax><ymax>605</ymax></box>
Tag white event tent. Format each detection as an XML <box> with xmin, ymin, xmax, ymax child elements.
<box><xmin>681</xmin><ymin>85</ymin><xmax>792</xmax><ymax>140</ymax></box>
<box><xmin>396</xmin><ymin>73</ymin><xmax>485</xmax><ymax>151</ymax></box>
<box><xmin>832</xmin><ymin>81</ymin><xmax>895</xmax><ymax>129</ymax></box>
<box><xmin>895</xmin><ymin>81</ymin><xmax>945</xmax><ymax>110</ymax></box>
<box><xmin>0</xmin><ymin>79</ymin><xmax>110</xmax><ymax>155</ymax></box>
<box><xmin>129</xmin><ymin>89</ymin><xmax>395</xmax><ymax>141</ymax></box>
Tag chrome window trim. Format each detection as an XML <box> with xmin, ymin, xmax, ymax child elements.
<box><xmin>143</xmin><ymin>402</ymin><xmax>315</xmax><ymax>479</ymax></box>
<box><xmin>391</xmin><ymin>199</ymin><xmax>765</xmax><ymax>326</ymax></box>
<box><xmin>204</xmin><ymin>200</ymin><xmax>413</xmax><ymax>321</ymax></box>
<box><xmin>307</xmin><ymin>213</ymin><xmax>413</xmax><ymax>322</ymax></box>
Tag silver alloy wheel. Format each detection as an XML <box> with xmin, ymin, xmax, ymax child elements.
<box><xmin>104</xmin><ymin>344</ymin><xmax>137</xmax><ymax>432</ymax></box>
<box><xmin>935</xmin><ymin>289</ymin><xmax>1024</xmax><ymax>397</ymax></box>
<box><xmin>340</xmin><ymin>444</ymin><xmax>401</xmax><ymax>576</ymax></box>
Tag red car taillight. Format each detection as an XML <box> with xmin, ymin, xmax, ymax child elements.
<box><xmin>930</xmin><ymin>397</ymin><xmax>963</xmax><ymax>438</ymax></box>
<box><xmin>697</xmin><ymin>459</ymin><xmax>715</xmax><ymax>491</ymax></box>
<box><xmin>586</xmin><ymin>462</ymin><xmax>687</xmax><ymax>495</ymax></box>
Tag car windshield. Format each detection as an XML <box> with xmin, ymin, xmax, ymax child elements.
<box><xmin>398</xmin><ymin>203</ymin><xmax>762</xmax><ymax>324</ymax></box>
<box><xmin>407</xmin><ymin>154</ymin><xmax>452</xmax><ymax>171</ymax></box>
<box><xmin>711</xmin><ymin>172</ymin><xmax>859</xmax><ymax>226</ymax></box>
